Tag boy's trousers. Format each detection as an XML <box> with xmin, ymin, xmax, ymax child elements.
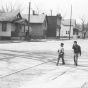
<box><xmin>74</xmin><ymin>53</ymin><xmax>78</xmax><ymax>66</ymax></box>
<box><xmin>57</xmin><ymin>54</ymin><xmax>65</xmax><ymax>65</ymax></box>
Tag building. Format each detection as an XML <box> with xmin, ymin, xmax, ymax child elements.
<box><xmin>76</xmin><ymin>24</ymin><xmax>88</xmax><ymax>39</ymax></box>
<box><xmin>22</xmin><ymin>14</ymin><xmax>48</xmax><ymax>39</ymax></box>
<box><xmin>47</xmin><ymin>15</ymin><xmax>62</xmax><ymax>38</ymax></box>
<box><xmin>61</xmin><ymin>19</ymin><xmax>77</xmax><ymax>38</ymax></box>
<box><xmin>0</xmin><ymin>11</ymin><xmax>27</xmax><ymax>40</ymax></box>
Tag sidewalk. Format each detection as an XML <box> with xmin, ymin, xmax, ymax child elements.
<box><xmin>0</xmin><ymin>38</ymin><xmax>73</xmax><ymax>43</ymax></box>
<box><xmin>0</xmin><ymin>40</ymin><xmax>23</xmax><ymax>43</ymax></box>
<box><xmin>0</xmin><ymin>39</ymin><xmax>88</xmax><ymax>88</ymax></box>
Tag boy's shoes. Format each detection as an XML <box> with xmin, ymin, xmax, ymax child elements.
<box><xmin>76</xmin><ymin>63</ymin><xmax>78</xmax><ymax>66</ymax></box>
<box><xmin>62</xmin><ymin>63</ymin><xmax>65</xmax><ymax>65</ymax></box>
<box><xmin>56</xmin><ymin>63</ymin><xmax>65</xmax><ymax>66</ymax></box>
<box><xmin>74</xmin><ymin>63</ymin><xmax>78</xmax><ymax>66</ymax></box>
<box><xmin>74</xmin><ymin>63</ymin><xmax>76</xmax><ymax>65</ymax></box>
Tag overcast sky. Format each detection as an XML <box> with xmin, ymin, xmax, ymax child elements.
<box><xmin>0</xmin><ymin>0</ymin><xmax>88</xmax><ymax>24</ymax></box>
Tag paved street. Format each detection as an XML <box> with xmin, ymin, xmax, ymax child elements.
<box><xmin>0</xmin><ymin>39</ymin><xmax>88</xmax><ymax>88</ymax></box>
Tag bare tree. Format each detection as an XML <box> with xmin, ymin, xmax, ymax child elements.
<box><xmin>57</xmin><ymin>7</ymin><xmax>68</xmax><ymax>19</ymax></box>
<box><xmin>0</xmin><ymin>0</ymin><xmax>5</xmax><ymax>12</ymax></box>
<box><xmin>86</xmin><ymin>23</ymin><xmax>88</xmax><ymax>31</ymax></box>
<box><xmin>79</xmin><ymin>15</ymin><xmax>86</xmax><ymax>39</ymax></box>
<box><xmin>0</xmin><ymin>0</ymin><xmax>25</xmax><ymax>13</ymax></box>
<box><xmin>34</xmin><ymin>3</ymin><xmax>42</xmax><ymax>14</ymax></box>
<box><xmin>62</xmin><ymin>12</ymin><xmax>67</xmax><ymax>19</ymax></box>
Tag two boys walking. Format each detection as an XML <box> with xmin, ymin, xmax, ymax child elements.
<box><xmin>56</xmin><ymin>41</ymin><xmax>81</xmax><ymax>66</ymax></box>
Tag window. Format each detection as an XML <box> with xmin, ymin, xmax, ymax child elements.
<box><xmin>66</xmin><ymin>31</ymin><xmax>68</xmax><ymax>34</ymax></box>
<box><xmin>66</xmin><ymin>31</ymin><xmax>69</xmax><ymax>34</ymax></box>
<box><xmin>68</xmin><ymin>31</ymin><xmax>69</xmax><ymax>34</ymax></box>
<box><xmin>2</xmin><ymin>23</ymin><xmax>7</xmax><ymax>31</ymax></box>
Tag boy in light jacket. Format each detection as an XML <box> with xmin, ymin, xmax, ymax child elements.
<box><xmin>56</xmin><ymin>43</ymin><xmax>65</xmax><ymax>66</ymax></box>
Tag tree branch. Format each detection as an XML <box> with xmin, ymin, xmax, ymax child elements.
<box><xmin>1</xmin><ymin>0</ymin><xmax>5</xmax><ymax>12</ymax></box>
<box><xmin>35</xmin><ymin>3</ymin><xmax>42</xmax><ymax>14</ymax></box>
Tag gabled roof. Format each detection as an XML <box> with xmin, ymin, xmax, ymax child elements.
<box><xmin>61</xmin><ymin>19</ymin><xmax>76</xmax><ymax>26</ymax></box>
<box><xmin>22</xmin><ymin>14</ymin><xmax>46</xmax><ymax>23</ymax></box>
<box><xmin>0</xmin><ymin>11</ymin><xmax>21</xmax><ymax>22</ymax></box>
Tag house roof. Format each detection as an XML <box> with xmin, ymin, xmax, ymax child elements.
<box><xmin>61</xmin><ymin>19</ymin><xmax>76</xmax><ymax>26</ymax></box>
<box><xmin>0</xmin><ymin>11</ymin><xmax>20</xmax><ymax>22</ymax></box>
<box><xmin>22</xmin><ymin>14</ymin><xmax>46</xmax><ymax>23</ymax></box>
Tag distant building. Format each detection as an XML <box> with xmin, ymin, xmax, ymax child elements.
<box><xmin>85</xmin><ymin>24</ymin><xmax>88</xmax><ymax>38</ymax></box>
<box><xmin>75</xmin><ymin>24</ymin><xmax>82</xmax><ymax>38</ymax></box>
<box><xmin>47</xmin><ymin>15</ymin><xmax>61</xmax><ymax>38</ymax></box>
<box><xmin>22</xmin><ymin>14</ymin><xmax>48</xmax><ymax>39</ymax></box>
<box><xmin>77</xmin><ymin>24</ymin><xmax>88</xmax><ymax>38</ymax></box>
<box><xmin>61</xmin><ymin>19</ymin><xmax>77</xmax><ymax>38</ymax></box>
<box><xmin>0</xmin><ymin>11</ymin><xmax>27</xmax><ymax>40</ymax></box>
<box><xmin>47</xmin><ymin>16</ymin><xmax>77</xmax><ymax>38</ymax></box>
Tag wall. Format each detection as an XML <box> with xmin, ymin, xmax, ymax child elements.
<box><xmin>11</xmin><ymin>23</ymin><xmax>16</xmax><ymax>31</ymax></box>
<box><xmin>30</xmin><ymin>23</ymin><xmax>42</xmax><ymax>35</ymax></box>
<box><xmin>42</xmin><ymin>18</ymin><xmax>47</xmax><ymax>38</ymax></box>
<box><xmin>57</xmin><ymin>17</ymin><xmax>61</xmax><ymax>26</ymax></box>
<box><xmin>60</xmin><ymin>24</ymin><xmax>73</xmax><ymax>37</ymax></box>
<box><xmin>25</xmin><ymin>23</ymin><xmax>43</xmax><ymax>39</ymax></box>
<box><xmin>56</xmin><ymin>18</ymin><xmax>61</xmax><ymax>37</ymax></box>
<box><xmin>0</xmin><ymin>23</ymin><xmax>11</xmax><ymax>37</ymax></box>
<box><xmin>47</xmin><ymin>16</ymin><xmax>57</xmax><ymax>37</ymax></box>
<box><xmin>42</xmin><ymin>18</ymin><xmax>47</xmax><ymax>31</ymax></box>
<box><xmin>24</xmin><ymin>22</ymin><xmax>47</xmax><ymax>39</ymax></box>
<box><xmin>86</xmin><ymin>31</ymin><xmax>88</xmax><ymax>38</ymax></box>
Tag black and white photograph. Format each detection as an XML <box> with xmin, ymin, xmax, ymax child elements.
<box><xmin>0</xmin><ymin>0</ymin><xmax>88</xmax><ymax>88</ymax></box>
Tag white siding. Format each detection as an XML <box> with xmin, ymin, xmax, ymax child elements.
<box><xmin>60</xmin><ymin>24</ymin><xmax>73</xmax><ymax>37</ymax></box>
<box><xmin>11</xmin><ymin>24</ymin><xmax>16</xmax><ymax>31</ymax></box>
<box><xmin>30</xmin><ymin>24</ymin><xmax>42</xmax><ymax>35</ymax></box>
<box><xmin>0</xmin><ymin>23</ymin><xmax>11</xmax><ymax>37</ymax></box>
<box><xmin>56</xmin><ymin>28</ymin><xmax>59</xmax><ymax>36</ymax></box>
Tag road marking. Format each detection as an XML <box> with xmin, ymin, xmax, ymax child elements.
<box><xmin>0</xmin><ymin>59</ymin><xmax>56</xmax><ymax>78</ymax></box>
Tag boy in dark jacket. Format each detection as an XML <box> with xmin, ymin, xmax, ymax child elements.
<box><xmin>72</xmin><ymin>41</ymin><xmax>81</xmax><ymax>66</ymax></box>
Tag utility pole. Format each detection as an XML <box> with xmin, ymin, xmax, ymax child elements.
<box><xmin>50</xmin><ymin>10</ymin><xmax>52</xmax><ymax>16</ymax></box>
<box><xmin>28</xmin><ymin>2</ymin><xmax>31</xmax><ymax>41</ymax></box>
<box><xmin>69</xmin><ymin>5</ymin><xmax>72</xmax><ymax>40</ymax></box>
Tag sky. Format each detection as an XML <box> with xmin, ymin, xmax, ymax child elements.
<box><xmin>0</xmin><ymin>0</ymin><xmax>88</xmax><ymax>24</ymax></box>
